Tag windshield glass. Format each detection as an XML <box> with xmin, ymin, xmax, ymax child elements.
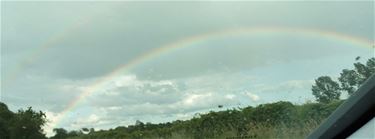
<box><xmin>1</xmin><ymin>1</ymin><xmax>374</xmax><ymax>139</ymax></box>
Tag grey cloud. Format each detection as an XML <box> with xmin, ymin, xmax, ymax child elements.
<box><xmin>1</xmin><ymin>75</ymin><xmax>91</xmax><ymax>112</ymax></box>
<box><xmin>2</xmin><ymin>1</ymin><xmax>373</xmax><ymax>80</ymax></box>
<box><xmin>133</xmin><ymin>34</ymin><xmax>370</xmax><ymax>80</ymax></box>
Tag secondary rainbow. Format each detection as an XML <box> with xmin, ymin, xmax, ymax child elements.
<box><xmin>52</xmin><ymin>26</ymin><xmax>373</xmax><ymax>128</ymax></box>
<box><xmin>2</xmin><ymin>16</ymin><xmax>93</xmax><ymax>88</ymax></box>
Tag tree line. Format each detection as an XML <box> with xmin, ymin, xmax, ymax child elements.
<box><xmin>0</xmin><ymin>57</ymin><xmax>374</xmax><ymax>139</ymax></box>
<box><xmin>53</xmin><ymin>100</ymin><xmax>344</xmax><ymax>139</ymax></box>
<box><xmin>312</xmin><ymin>57</ymin><xmax>375</xmax><ymax>103</ymax></box>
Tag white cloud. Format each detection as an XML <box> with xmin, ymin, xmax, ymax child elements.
<box><xmin>71</xmin><ymin>114</ymin><xmax>101</xmax><ymax>129</ymax></box>
<box><xmin>107</xmin><ymin>106</ymin><xmax>122</xmax><ymax>110</ymax></box>
<box><xmin>77</xmin><ymin>73</ymin><xmax>249</xmax><ymax>121</ymax></box>
<box><xmin>87</xmin><ymin>114</ymin><xmax>100</xmax><ymax>123</ymax></box>
<box><xmin>113</xmin><ymin>75</ymin><xmax>143</xmax><ymax>89</ymax></box>
<box><xmin>43</xmin><ymin>111</ymin><xmax>64</xmax><ymax>137</ymax></box>
<box><xmin>182</xmin><ymin>92</ymin><xmax>213</xmax><ymax>106</ymax></box>
<box><xmin>252</xmin><ymin>80</ymin><xmax>314</xmax><ymax>93</ymax></box>
<box><xmin>244</xmin><ymin>91</ymin><xmax>260</xmax><ymax>101</ymax></box>
<box><xmin>225</xmin><ymin>94</ymin><xmax>236</xmax><ymax>100</ymax></box>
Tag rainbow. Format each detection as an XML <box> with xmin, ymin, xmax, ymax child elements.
<box><xmin>48</xmin><ymin>26</ymin><xmax>372</xmax><ymax>128</ymax></box>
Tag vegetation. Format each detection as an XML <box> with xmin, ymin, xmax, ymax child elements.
<box><xmin>47</xmin><ymin>100</ymin><xmax>344</xmax><ymax>139</ymax></box>
<box><xmin>1</xmin><ymin>57</ymin><xmax>374</xmax><ymax>139</ymax></box>
<box><xmin>0</xmin><ymin>103</ymin><xmax>47</xmax><ymax>139</ymax></box>
<box><xmin>312</xmin><ymin>57</ymin><xmax>375</xmax><ymax>103</ymax></box>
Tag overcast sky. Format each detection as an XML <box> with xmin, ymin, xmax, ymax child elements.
<box><xmin>1</xmin><ymin>1</ymin><xmax>374</xmax><ymax>136</ymax></box>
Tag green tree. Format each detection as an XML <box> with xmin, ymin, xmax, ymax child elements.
<box><xmin>353</xmin><ymin>62</ymin><xmax>371</xmax><ymax>84</ymax></box>
<box><xmin>338</xmin><ymin>58</ymin><xmax>375</xmax><ymax>95</ymax></box>
<box><xmin>9</xmin><ymin>107</ymin><xmax>47</xmax><ymax>139</ymax></box>
<box><xmin>51</xmin><ymin>128</ymin><xmax>68</xmax><ymax>139</ymax></box>
<box><xmin>352</xmin><ymin>58</ymin><xmax>375</xmax><ymax>85</ymax></box>
<box><xmin>0</xmin><ymin>102</ymin><xmax>14</xmax><ymax>139</ymax></box>
<box><xmin>67</xmin><ymin>130</ymin><xmax>82</xmax><ymax>136</ymax></box>
<box><xmin>338</xmin><ymin>69</ymin><xmax>359</xmax><ymax>95</ymax></box>
<box><xmin>312</xmin><ymin>76</ymin><xmax>341</xmax><ymax>103</ymax></box>
<box><xmin>366</xmin><ymin>58</ymin><xmax>375</xmax><ymax>72</ymax></box>
<box><xmin>89</xmin><ymin>128</ymin><xmax>95</xmax><ymax>134</ymax></box>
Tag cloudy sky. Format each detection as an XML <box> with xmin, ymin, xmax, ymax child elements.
<box><xmin>1</xmin><ymin>1</ymin><xmax>374</xmax><ymax>136</ymax></box>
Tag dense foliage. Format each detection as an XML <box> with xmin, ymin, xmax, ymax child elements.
<box><xmin>0</xmin><ymin>103</ymin><xmax>47</xmax><ymax>139</ymax></box>
<box><xmin>1</xmin><ymin>57</ymin><xmax>373</xmax><ymax>139</ymax></box>
<box><xmin>312</xmin><ymin>57</ymin><xmax>375</xmax><ymax>103</ymax></box>
<box><xmin>47</xmin><ymin>101</ymin><xmax>344</xmax><ymax>139</ymax></box>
